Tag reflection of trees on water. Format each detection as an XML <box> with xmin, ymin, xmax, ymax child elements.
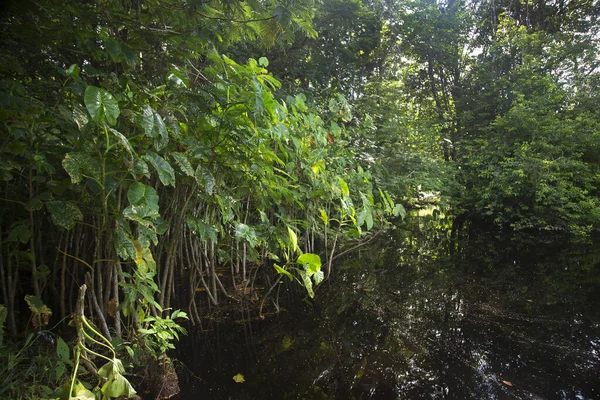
<box><xmin>178</xmin><ymin>214</ymin><xmax>600</xmax><ymax>399</ymax></box>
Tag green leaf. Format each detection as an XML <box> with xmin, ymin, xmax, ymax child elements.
<box><xmin>62</xmin><ymin>152</ymin><xmax>101</xmax><ymax>184</ymax></box>
<box><xmin>66</xmin><ymin>64</ymin><xmax>80</xmax><ymax>77</ymax></box>
<box><xmin>288</xmin><ymin>227</ymin><xmax>299</xmax><ymax>253</ymax></box>
<box><xmin>319</xmin><ymin>209</ymin><xmax>329</xmax><ymax>226</ymax></box>
<box><xmin>258</xmin><ymin>57</ymin><xmax>269</xmax><ymax>67</ymax></box>
<box><xmin>297</xmin><ymin>253</ymin><xmax>321</xmax><ymax>275</ymax></box>
<box><xmin>24</xmin><ymin>196</ymin><xmax>43</xmax><ymax>211</ymax></box>
<box><xmin>141</xmin><ymin>105</ymin><xmax>168</xmax><ymax>142</ymax></box>
<box><xmin>110</xmin><ymin>128</ymin><xmax>135</xmax><ymax>158</ymax></box>
<box><xmin>127</xmin><ymin>182</ymin><xmax>159</xmax><ymax>206</ymax></box>
<box><xmin>338</xmin><ymin>177</ymin><xmax>350</xmax><ymax>197</ymax></box>
<box><xmin>115</xmin><ymin>226</ymin><xmax>136</xmax><ymax>260</ymax></box>
<box><xmin>101</xmin><ymin>372</ymin><xmax>136</xmax><ymax>398</ymax></box>
<box><xmin>298</xmin><ymin>269</ymin><xmax>314</xmax><ymax>298</ymax></box>
<box><xmin>195</xmin><ymin>166</ymin><xmax>216</xmax><ymax>194</ymax></box>
<box><xmin>274</xmin><ymin>264</ymin><xmax>293</xmax><ymax>281</ymax></box>
<box><xmin>84</xmin><ymin>86</ymin><xmax>120</xmax><ymax>126</ymax></box>
<box><xmin>365</xmin><ymin>211</ymin><xmax>374</xmax><ymax>231</ymax></box>
<box><xmin>56</xmin><ymin>337</ymin><xmax>70</xmax><ymax>362</ymax></box>
<box><xmin>186</xmin><ymin>216</ymin><xmax>217</xmax><ymax>242</ymax></box>
<box><xmin>171</xmin><ymin>153</ymin><xmax>194</xmax><ymax>176</ymax></box>
<box><xmin>144</xmin><ymin>152</ymin><xmax>176</xmax><ymax>186</ymax></box>
<box><xmin>7</xmin><ymin>222</ymin><xmax>30</xmax><ymax>244</ymax></box>
<box><xmin>356</xmin><ymin>208</ymin><xmax>367</xmax><ymax>228</ymax></box>
<box><xmin>46</xmin><ymin>201</ymin><xmax>83</xmax><ymax>230</ymax></box>
<box><xmin>313</xmin><ymin>269</ymin><xmax>324</xmax><ymax>285</ymax></box>
<box><xmin>393</xmin><ymin>204</ymin><xmax>406</xmax><ymax>219</ymax></box>
<box><xmin>235</xmin><ymin>222</ymin><xmax>259</xmax><ymax>247</ymax></box>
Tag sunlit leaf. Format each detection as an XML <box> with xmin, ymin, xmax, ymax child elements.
<box><xmin>274</xmin><ymin>264</ymin><xmax>294</xmax><ymax>281</ymax></box>
<box><xmin>338</xmin><ymin>177</ymin><xmax>350</xmax><ymax>197</ymax></box>
<box><xmin>297</xmin><ymin>253</ymin><xmax>321</xmax><ymax>275</ymax></box>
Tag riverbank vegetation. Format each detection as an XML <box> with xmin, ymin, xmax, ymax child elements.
<box><xmin>1</xmin><ymin>0</ymin><xmax>599</xmax><ymax>398</ymax></box>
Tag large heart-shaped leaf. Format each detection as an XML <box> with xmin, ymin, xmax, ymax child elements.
<box><xmin>144</xmin><ymin>152</ymin><xmax>175</xmax><ymax>186</ymax></box>
<box><xmin>127</xmin><ymin>182</ymin><xmax>159</xmax><ymax>206</ymax></box>
<box><xmin>84</xmin><ymin>86</ymin><xmax>120</xmax><ymax>126</ymax></box>
<box><xmin>297</xmin><ymin>253</ymin><xmax>321</xmax><ymax>275</ymax></box>
<box><xmin>46</xmin><ymin>201</ymin><xmax>83</xmax><ymax>230</ymax></box>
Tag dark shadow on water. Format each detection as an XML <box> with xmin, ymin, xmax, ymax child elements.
<box><xmin>174</xmin><ymin>214</ymin><xmax>600</xmax><ymax>399</ymax></box>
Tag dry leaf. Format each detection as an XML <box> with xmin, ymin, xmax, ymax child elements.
<box><xmin>502</xmin><ymin>380</ymin><xmax>513</xmax><ymax>386</ymax></box>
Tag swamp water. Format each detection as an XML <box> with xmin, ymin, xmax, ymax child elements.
<box><xmin>176</xmin><ymin>215</ymin><xmax>600</xmax><ymax>399</ymax></box>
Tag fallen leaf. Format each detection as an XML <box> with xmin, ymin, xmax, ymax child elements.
<box><xmin>233</xmin><ymin>373</ymin><xmax>245</xmax><ymax>383</ymax></box>
<box><xmin>502</xmin><ymin>381</ymin><xmax>513</xmax><ymax>386</ymax></box>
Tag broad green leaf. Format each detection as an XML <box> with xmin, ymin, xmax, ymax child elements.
<box><xmin>288</xmin><ymin>227</ymin><xmax>299</xmax><ymax>253</ymax></box>
<box><xmin>104</xmin><ymin>37</ymin><xmax>123</xmax><ymax>62</ymax></box>
<box><xmin>127</xmin><ymin>182</ymin><xmax>159</xmax><ymax>206</ymax></box>
<box><xmin>115</xmin><ymin>226</ymin><xmax>136</xmax><ymax>260</ymax></box>
<box><xmin>46</xmin><ymin>201</ymin><xmax>83</xmax><ymax>230</ymax></box>
<box><xmin>141</xmin><ymin>105</ymin><xmax>168</xmax><ymax>143</ymax></box>
<box><xmin>297</xmin><ymin>253</ymin><xmax>321</xmax><ymax>275</ymax></box>
<box><xmin>56</xmin><ymin>337</ymin><xmax>70</xmax><ymax>362</ymax></box>
<box><xmin>123</xmin><ymin>203</ymin><xmax>160</xmax><ymax>222</ymax></box>
<box><xmin>258</xmin><ymin>57</ymin><xmax>269</xmax><ymax>67</ymax></box>
<box><xmin>365</xmin><ymin>210</ymin><xmax>374</xmax><ymax>231</ymax></box>
<box><xmin>171</xmin><ymin>153</ymin><xmax>194</xmax><ymax>176</ymax></box>
<box><xmin>274</xmin><ymin>264</ymin><xmax>294</xmax><ymax>281</ymax></box>
<box><xmin>144</xmin><ymin>152</ymin><xmax>176</xmax><ymax>186</ymax></box>
<box><xmin>356</xmin><ymin>208</ymin><xmax>367</xmax><ymax>228</ymax></box>
<box><xmin>24</xmin><ymin>196</ymin><xmax>43</xmax><ymax>211</ymax></box>
<box><xmin>311</xmin><ymin>160</ymin><xmax>325</xmax><ymax>175</ymax></box>
<box><xmin>298</xmin><ymin>269</ymin><xmax>314</xmax><ymax>298</ymax></box>
<box><xmin>134</xmin><ymin>241</ymin><xmax>156</xmax><ymax>275</ymax></box>
<box><xmin>101</xmin><ymin>372</ymin><xmax>136</xmax><ymax>398</ymax></box>
<box><xmin>393</xmin><ymin>204</ymin><xmax>407</xmax><ymax>219</ymax></box>
<box><xmin>66</xmin><ymin>64</ymin><xmax>80</xmax><ymax>77</ymax></box>
<box><xmin>110</xmin><ymin>128</ymin><xmax>135</xmax><ymax>158</ymax></box>
<box><xmin>84</xmin><ymin>86</ymin><xmax>120</xmax><ymax>126</ymax></box>
<box><xmin>62</xmin><ymin>152</ymin><xmax>101</xmax><ymax>184</ymax></box>
<box><xmin>313</xmin><ymin>269</ymin><xmax>324</xmax><ymax>285</ymax></box>
<box><xmin>7</xmin><ymin>222</ymin><xmax>30</xmax><ymax>244</ymax></box>
<box><xmin>186</xmin><ymin>216</ymin><xmax>217</xmax><ymax>242</ymax></box>
<box><xmin>235</xmin><ymin>222</ymin><xmax>258</xmax><ymax>247</ymax></box>
<box><xmin>195</xmin><ymin>166</ymin><xmax>216</xmax><ymax>194</ymax></box>
<box><xmin>319</xmin><ymin>209</ymin><xmax>329</xmax><ymax>226</ymax></box>
<box><xmin>338</xmin><ymin>177</ymin><xmax>350</xmax><ymax>197</ymax></box>
<box><xmin>72</xmin><ymin>380</ymin><xmax>96</xmax><ymax>400</ymax></box>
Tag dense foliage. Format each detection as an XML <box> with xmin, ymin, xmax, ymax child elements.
<box><xmin>1</xmin><ymin>0</ymin><xmax>599</xmax><ymax>398</ymax></box>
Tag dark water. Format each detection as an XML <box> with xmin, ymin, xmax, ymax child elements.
<box><xmin>176</xmin><ymin>215</ymin><xmax>600</xmax><ymax>399</ymax></box>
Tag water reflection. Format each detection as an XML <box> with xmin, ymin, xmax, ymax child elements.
<box><xmin>177</xmin><ymin>214</ymin><xmax>600</xmax><ymax>399</ymax></box>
